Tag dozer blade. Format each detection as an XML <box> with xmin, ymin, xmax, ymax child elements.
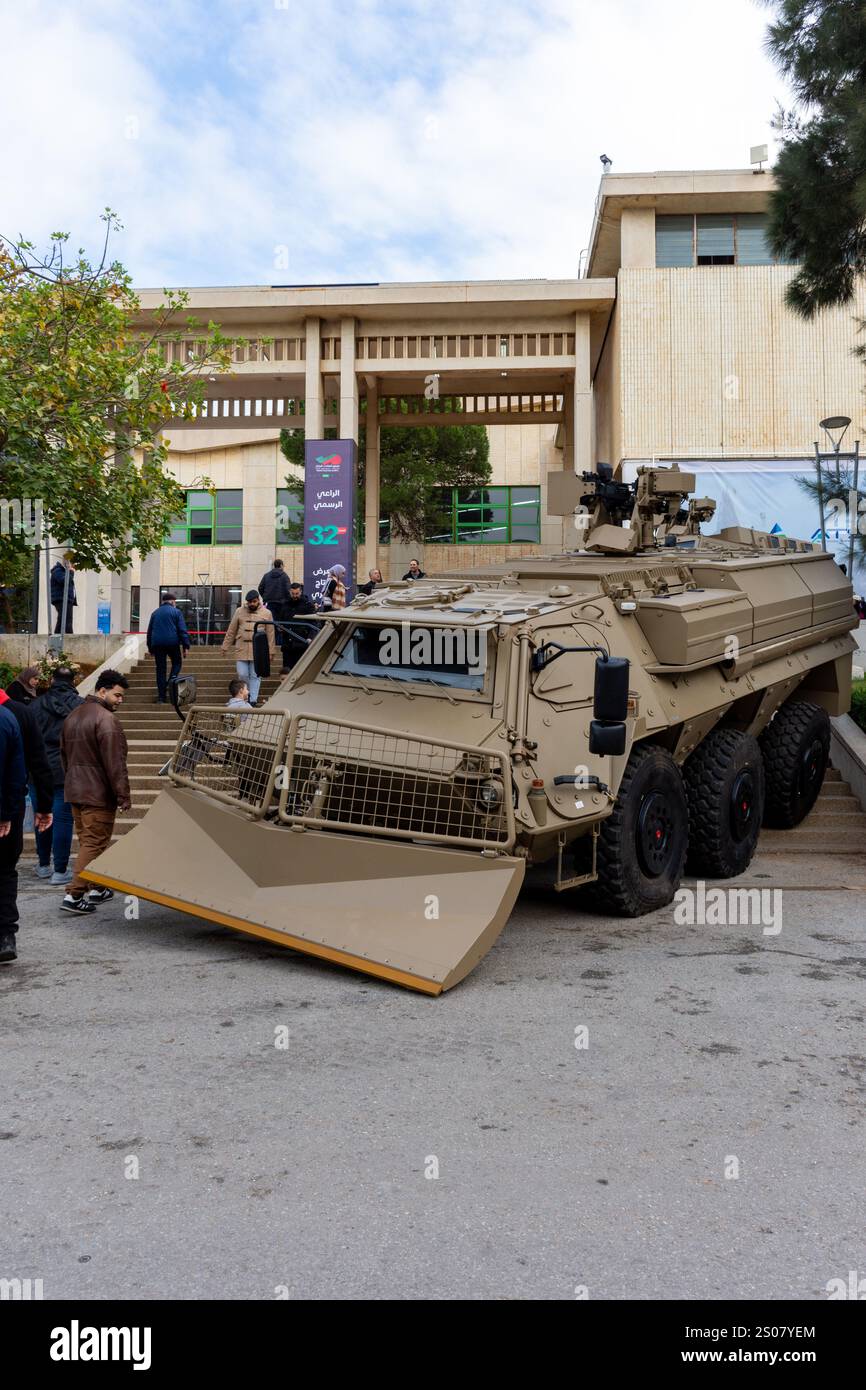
<box><xmin>83</xmin><ymin>786</ymin><xmax>524</xmax><ymax>994</ymax></box>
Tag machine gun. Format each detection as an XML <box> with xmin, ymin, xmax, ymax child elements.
<box><xmin>579</xmin><ymin>464</ymin><xmax>636</xmax><ymax>522</ymax></box>
<box><xmin>576</xmin><ymin>464</ymin><xmax>715</xmax><ymax>555</ymax></box>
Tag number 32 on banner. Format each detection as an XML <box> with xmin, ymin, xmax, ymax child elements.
<box><xmin>308</xmin><ymin>524</ymin><xmax>339</xmax><ymax>545</ymax></box>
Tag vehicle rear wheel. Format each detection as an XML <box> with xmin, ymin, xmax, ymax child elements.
<box><xmin>759</xmin><ymin>700</ymin><xmax>830</xmax><ymax>828</ymax></box>
<box><xmin>589</xmin><ymin>743</ymin><xmax>688</xmax><ymax>916</ymax></box>
<box><xmin>684</xmin><ymin>729</ymin><xmax>764</xmax><ymax>878</ymax></box>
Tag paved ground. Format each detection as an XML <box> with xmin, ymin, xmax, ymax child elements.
<box><xmin>2</xmin><ymin>850</ymin><xmax>865</xmax><ymax>1301</ymax></box>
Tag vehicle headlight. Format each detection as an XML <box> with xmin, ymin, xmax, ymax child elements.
<box><xmin>477</xmin><ymin>780</ymin><xmax>503</xmax><ymax>809</ymax></box>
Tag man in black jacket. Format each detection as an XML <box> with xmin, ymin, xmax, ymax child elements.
<box><xmin>258</xmin><ymin>559</ymin><xmax>291</xmax><ymax>613</ymax></box>
<box><xmin>31</xmin><ymin>668</ymin><xmax>82</xmax><ymax>884</ymax></box>
<box><xmin>0</xmin><ymin>704</ymin><xmax>27</xmax><ymax>963</ymax></box>
<box><xmin>146</xmin><ymin>594</ymin><xmax>191</xmax><ymax>703</ymax></box>
<box><xmin>50</xmin><ymin>556</ymin><xmax>77</xmax><ymax>634</ymax></box>
<box><xmin>281</xmin><ymin>582</ymin><xmax>317</xmax><ymax>671</ymax></box>
<box><xmin>259</xmin><ymin>560</ymin><xmax>292</xmax><ymax>664</ymax></box>
<box><xmin>357</xmin><ymin>568</ymin><xmax>383</xmax><ymax>596</ymax></box>
<box><xmin>0</xmin><ymin>690</ymin><xmax>51</xmax><ymax>962</ymax></box>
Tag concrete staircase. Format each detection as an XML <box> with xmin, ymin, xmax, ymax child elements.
<box><xmin>758</xmin><ymin>765</ymin><xmax>866</xmax><ymax>854</ymax></box>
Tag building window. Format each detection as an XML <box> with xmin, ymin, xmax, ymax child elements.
<box><xmin>165</xmin><ymin>490</ymin><xmax>243</xmax><ymax>545</ymax></box>
<box><xmin>655</xmin><ymin>215</ymin><xmax>694</xmax><ymax>267</ymax></box>
<box><xmin>426</xmin><ymin>486</ymin><xmax>541</xmax><ymax>544</ymax></box>
<box><xmin>696</xmin><ymin>215</ymin><xmax>735</xmax><ymax>265</ymax></box>
<box><xmin>655</xmin><ymin>213</ymin><xmax>792</xmax><ymax>267</ymax></box>
<box><xmin>276</xmin><ymin>487</ymin><xmax>304</xmax><ymax>543</ymax></box>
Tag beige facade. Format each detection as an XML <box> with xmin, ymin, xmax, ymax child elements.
<box><xmin>73</xmin><ymin>168</ymin><xmax>864</xmax><ymax>637</ymax></box>
<box><xmin>590</xmin><ymin>169</ymin><xmax>866</xmax><ymax>468</ymax></box>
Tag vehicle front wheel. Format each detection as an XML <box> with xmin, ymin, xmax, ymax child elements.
<box><xmin>684</xmin><ymin>728</ymin><xmax>764</xmax><ymax>878</ymax></box>
<box><xmin>759</xmin><ymin>700</ymin><xmax>830</xmax><ymax>828</ymax></box>
<box><xmin>589</xmin><ymin>743</ymin><xmax>689</xmax><ymax>916</ymax></box>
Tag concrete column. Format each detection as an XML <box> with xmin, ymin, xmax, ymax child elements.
<box><xmin>304</xmin><ymin>318</ymin><xmax>323</xmax><ymax>439</ymax></box>
<box><xmin>364</xmin><ymin>377</ymin><xmax>380</xmax><ymax>576</ymax></box>
<box><xmin>573</xmin><ymin>314</ymin><xmax>592</xmax><ymax>476</ymax></box>
<box><xmin>241</xmin><ymin>439</ymin><xmax>280</xmax><ymax>596</ymax></box>
<box><xmin>138</xmin><ymin>549</ymin><xmax>162</xmax><ymax>635</ymax></box>
<box><xmin>562</xmin><ymin>387</ymin><xmax>575</xmax><ymax>473</ymax></box>
<box><xmin>110</xmin><ymin>564</ymin><xmax>132</xmax><ymax>634</ymax></box>
<box><xmin>339</xmin><ymin>319</ymin><xmax>359</xmax><ymax>442</ymax></box>
<box><xmin>75</xmin><ymin>568</ymin><xmax>102</xmax><ymax>633</ymax></box>
<box><xmin>37</xmin><ymin>536</ymin><xmax>54</xmax><ymax>634</ymax></box>
<box><xmin>620</xmin><ymin>208</ymin><xmax>655</xmax><ymax>269</ymax></box>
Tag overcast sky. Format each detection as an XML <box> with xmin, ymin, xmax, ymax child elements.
<box><xmin>3</xmin><ymin>0</ymin><xmax>791</xmax><ymax>288</ymax></box>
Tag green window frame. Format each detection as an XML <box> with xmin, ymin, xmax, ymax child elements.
<box><xmin>427</xmin><ymin>486</ymin><xmax>541</xmax><ymax>544</ymax></box>
<box><xmin>165</xmin><ymin>489</ymin><xmax>243</xmax><ymax>545</ymax></box>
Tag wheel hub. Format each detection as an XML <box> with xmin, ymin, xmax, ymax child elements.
<box><xmin>730</xmin><ymin>769</ymin><xmax>756</xmax><ymax>843</ymax></box>
<box><xmin>798</xmin><ymin>738</ymin><xmax>824</xmax><ymax>800</ymax></box>
<box><xmin>636</xmin><ymin>791</ymin><xmax>675</xmax><ymax>877</ymax></box>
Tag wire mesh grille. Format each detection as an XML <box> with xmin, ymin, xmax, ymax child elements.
<box><xmin>278</xmin><ymin>717</ymin><xmax>513</xmax><ymax>848</ymax></box>
<box><xmin>169</xmin><ymin>707</ymin><xmax>288</xmax><ymax>815</ymax></box>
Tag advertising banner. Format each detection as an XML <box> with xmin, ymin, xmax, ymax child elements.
<box><xmin>688</xmin><ymin>458</ymin><xmax>866</xmax><ymax>593</ymax></box>
<box><xmin>303</xmin><ymin>439</ymin><xmax>357</xmax><ymax>604</ymax></box>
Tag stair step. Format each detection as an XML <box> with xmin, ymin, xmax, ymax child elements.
<box><xmin>816</xmin><ymin>780</ymin><xmax>852</xmax><ymax>797</ymax></box>
<box><xmin>759</xmin><ymin>825</ymin><xmax>866</xmax><ymax>852</ymax></box>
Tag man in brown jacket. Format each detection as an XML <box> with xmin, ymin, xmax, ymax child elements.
<box><xmin>221</xmin><ymin>590</ymin><xmax>276</xmax><ymax>706</ymax></box>
<box><xmin>59</xmin><ymin>669</ymin><xmax>131</xmax><ymax>916</ymax></box>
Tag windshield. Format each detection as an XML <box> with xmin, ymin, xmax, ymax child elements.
<box><xmin>329</xmin><ymin>624</ymin><xmax>487</xmax><ymax>691</ymax></box>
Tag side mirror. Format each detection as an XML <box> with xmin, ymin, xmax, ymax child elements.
<box><xmin>588</xmin><ymin>719</ymin><xmax>627</xmax><ymax>757</ymax></box>
<box><xmin>593</xmin><ymin>655</ymin><xmax>629</xmax><ymax>722</ymax></box>
<box><xmin>253</xmin><ymin>628</ymin><xmax>271</xmax><ymax>678</ymax></box>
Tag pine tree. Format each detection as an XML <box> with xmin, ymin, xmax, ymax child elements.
<box><xmin>764</xmin><ymin>0</ymin><xmax>866</xmax><ymax>317</ymax></box>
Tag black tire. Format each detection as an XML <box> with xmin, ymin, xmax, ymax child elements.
<box><xmin>588</xmin><ymin>743</ymin><xmax>689</xmax><ymax>916</ymax></box>
<box><xmin>759</xmin><ymin>700</ymin><xmax>830</xmax><ymax>828</ymax></box>
<box><xmin>684</xmin><ymin>729</ymin><xmax>764</xmax><ymax>878</ymax></box>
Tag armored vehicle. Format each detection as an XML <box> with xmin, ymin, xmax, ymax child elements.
<box><xmin>85</xmin><ymin>466</ymin><xmax>857</xmax><ymax>993</ymax></box>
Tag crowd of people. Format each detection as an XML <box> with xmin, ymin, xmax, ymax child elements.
<box><xmin>0</xmin><ymin>664</ymin><xmax>131</xmax><ymax>965</ymax></box>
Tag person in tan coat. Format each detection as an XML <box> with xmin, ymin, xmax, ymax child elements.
<box><xmin>221</xmin><ymin>590</ymin><xmax>277</xmax><ymax>706</ymax></box>
<box><xmin>59</xmin><ymin>669</ymin><xmax>131</xmax><ymax>915</ymax></box>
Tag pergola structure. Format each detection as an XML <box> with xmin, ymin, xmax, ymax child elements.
<box><xmin>137</xmin><ymin>277</ymin><xmax>615</xmax><ymax>579</ymax></box>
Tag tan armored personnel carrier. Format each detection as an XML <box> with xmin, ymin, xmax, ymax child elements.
<box><xmin>85</xmin><ymin>466</ymin><xmax>858</xmax><ymax>993</ymax></box>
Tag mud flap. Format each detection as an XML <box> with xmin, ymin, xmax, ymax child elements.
<box><xmin>83</xmin><ymin>786</ymin><xmax>524</xmax><ymax>994</ymax></box>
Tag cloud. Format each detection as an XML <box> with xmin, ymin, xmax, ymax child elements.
<box><xmin>2</xmin><ymin>0</ymin><xmax>792</xmax><ymax>287</ymax></box>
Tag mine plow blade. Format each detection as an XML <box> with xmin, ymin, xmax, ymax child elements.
<box><xmin>83</xmin><ymin>786</ymin><xmax>524</xmax><ymax>993</ymax></box>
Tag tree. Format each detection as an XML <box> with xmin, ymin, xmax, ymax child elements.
<box><xmin>0</xmin><ymin>211</ymin><xmax>234</xmax><ymax>575</ymax></box>
<box><xmin>279</xmin><ymin>401</ymin><xmax>491</xmax><ymax>542</ymax></box>
<box><xmin>764</xmin><ymin>0</ymin><xmax>866</xmax><ymax>317</ymax></box>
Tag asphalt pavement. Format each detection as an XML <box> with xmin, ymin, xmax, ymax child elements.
<box><xmin>2</xmin><ymin>851</ymin><xmax>865</xmax><ymax>1300</ymax></box>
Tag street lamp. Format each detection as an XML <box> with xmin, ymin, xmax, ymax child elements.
<box><xmin>814</xmin><ymin>416</ymin><xmax>859</xmax><ymax>576</ymax></box>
